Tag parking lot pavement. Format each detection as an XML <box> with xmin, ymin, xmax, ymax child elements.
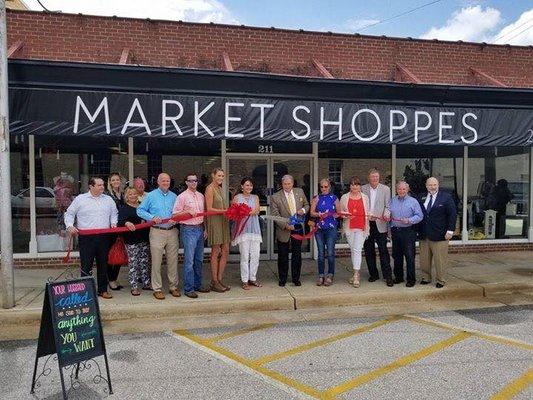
<box><xmin>1</xmin><ymin>305</ymin><xmax>531</xmax><ymax>399</ymax></box>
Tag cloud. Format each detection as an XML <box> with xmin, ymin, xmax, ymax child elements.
<box><xmin>420</xmin><ymin>5</ymin><xmax>500</xmax><ymax>42</ymax></box>
<box><xmin>344</xmin><ymin>18</ymin><xmax>380</xmax><ymax>32</ymax></box>
<box><xmin>492</xmin><ymin>9</ymin><xmax>533</xmax><ymax>45</ymax></box>
<box><xmin>24</xmin><ymin>0</ymin><xmax>240</xmax><ymax>24</ymax></box>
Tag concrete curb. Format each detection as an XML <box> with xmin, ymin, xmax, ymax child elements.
<box><xmin>0</xmin><ymin>295</ymin><xmax>295</xmax><ymax>326</ymax></box>
<box><xmin>291</xmin><ymin>285</ymin><xmax>485</xmax><ymax>309</ymax></box>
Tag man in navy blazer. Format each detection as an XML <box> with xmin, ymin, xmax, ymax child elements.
<box><xmin>417</xmin><ymin>177</ymin><xmax>457</xmax><ymax>288</ymax></box>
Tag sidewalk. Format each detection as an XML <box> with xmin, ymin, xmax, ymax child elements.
<box><xmin>1</xmin><ymin>251</ymin><xmax>532</xmax><ymax>340</ymax></box>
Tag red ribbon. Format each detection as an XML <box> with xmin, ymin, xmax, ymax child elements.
<box><xmin>290</xmin><ymin>212</ymin><xmax>404</xmax><ymax>241</ymax></box>
<box><xmin>63</xmin><ymin>204</ymin><xmax>251</xmax><ymax>263</ymax></box>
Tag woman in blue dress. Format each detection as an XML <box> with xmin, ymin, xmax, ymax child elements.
<box><xmin>310</xmin><ymin>178</ymin><xmax>340</xmax><ymax>286</ymax></box>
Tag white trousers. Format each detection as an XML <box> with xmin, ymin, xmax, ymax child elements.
<box><xmin>345</xmin><ymin>229</ymin><xmax>365</xmax><ymax>271</ymax></box>
<box><xmin>238</xmin><ymin>240</ymin><xmax>261</xmax><ymax>283</ymax></box>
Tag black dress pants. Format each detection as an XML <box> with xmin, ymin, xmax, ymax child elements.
<box><xmin>277</xmin><ymin>237</ymin><xmax>302</xmax><ymax>284</ymax></box>
<box><xmin>363</xmin><ymin>221</ymin><xmax>392</xmax><ymax>279</ymax></box>
<box><xmin>391</xmin><ymin>227</ymin><xmax>417</xmax><ymax>283</ymax></box>
<box><xmin>78</xmin><ymin>234</ymin><xmax>111</xmax><ymax>294</ymax></box>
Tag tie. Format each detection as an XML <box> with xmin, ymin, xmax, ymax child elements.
<box><xmin>427</xmin><ymin>194</ymin><xmax>434</xmax><ymax>213</ymax></box>
<box><xmin>287</xmin><ymin>192</ymin><xmax>297</xmax><ymax>215</ymax></box>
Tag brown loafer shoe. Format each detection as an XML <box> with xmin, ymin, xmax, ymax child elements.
<box><xmin>185</xmin><ymin>291</ymin><xmax>198</xmax><ymax>298</ymax></box>
<box><xmin>98</xmin><ymin>291</ymin><xmax>113</xmax><ymax>299</ymax></box>
<box><xmin>169</xmin><ymin>289</ymin><xmax>181</xmax><ymax>297</ymax></box>
<box><xmin>153</xmin><ymin>291</ymin><xmax>165</xmax><ymax>300</ymax></box>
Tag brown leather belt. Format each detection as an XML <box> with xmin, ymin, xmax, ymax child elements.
<box><xmin>151</xmin><ymin>225</ymin><xmax>176</xmax><ymax>230</ymax></box>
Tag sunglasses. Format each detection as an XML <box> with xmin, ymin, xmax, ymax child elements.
<box><xmin>186</xmin><ymin>179</ymin><xmax>198</xmax><ymax>183</ymax></box>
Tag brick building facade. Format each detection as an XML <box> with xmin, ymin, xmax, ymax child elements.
<box><xmin>5</xmin><ymin>10</ymin><xmax>533</xmax><ymax>268</ymax></box>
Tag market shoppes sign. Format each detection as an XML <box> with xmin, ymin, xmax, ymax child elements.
<box><xmin>9</xmin><ymin>88</ymin><xmax>533</xmax><ymax>146</ymax></box>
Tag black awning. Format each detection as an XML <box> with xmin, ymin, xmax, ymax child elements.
<box><xmin>8</xmin><ymin>59</ymin><xmax>533</xmax><ymax>146</ymax></box>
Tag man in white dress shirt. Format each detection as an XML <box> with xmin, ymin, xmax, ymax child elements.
<box><xmin>65</xmin><ymin>177</ymin><xmax>118</xmax><ymax>298</ymax></box>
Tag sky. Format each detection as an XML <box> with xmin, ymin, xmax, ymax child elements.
<box><xmin>22</xmin><ymin>0</ymin><xmax>533</xmax><ymax>45</ymax></box>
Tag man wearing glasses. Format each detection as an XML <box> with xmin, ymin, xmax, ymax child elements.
<box><xmin>173</xmin><ymin>173</ymin><xmax>210</xmax><ymax>298</ymax></box>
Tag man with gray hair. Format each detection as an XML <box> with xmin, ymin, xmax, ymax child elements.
<box><xmin>389</xmin><ymin>181</ymin><xmax>424</xmax><ymax>287</ymax></box>
<box><xmin>362</xmin><ymin>168</ymin><xmax>393</xmax><ymax>286</ymax></box>
<box><xmin>270</xmin><ymin>174</ymin><xmax>309</xmax><ymax>287</ymax></box>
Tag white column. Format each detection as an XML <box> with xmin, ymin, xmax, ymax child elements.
<box><xmin>312</xmin><ymin>142</ymin><xmax>319</xmax><ymax>197</ymax></box>
<box><xmin>391</xmin><ymin>144</ymin><xmax>397</xmax><ymax>190</ymax></box>
<box><xmin>462</xmin><ymin>146</ymin><xmax>469</xmax><ymax>242</ymax></box>
<box><xmin>221</xmin><ymin>139</ymin><xmax>228</xmax><ymax>203</ymax></box>
<box><xmin>312</xmin><ymin>142</ymin><xmax>318</xmax><ymax>260</ymax></box>
<box><xmin>29</xmin><ymin>135</ymin><xmax>37</xmax><ymax>254</ymax></box>
<box><xmin>128</xmin><ymin>137</ymin><xmax>134</xmax><ymax>184</ymax></box>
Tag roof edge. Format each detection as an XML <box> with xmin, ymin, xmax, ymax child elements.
<box><xmin>7</xmin><ymin>9</ymin><xmax>533</xmax><ymax>51</ymax></box>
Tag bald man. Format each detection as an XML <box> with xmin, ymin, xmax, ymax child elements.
<box><xmin>417</xmin><ymin>177</ymin><xmax>457</xmax><ymax>288</ymax></box>
<box><xmin>137</xmin><ymin>173</ymin><xmax>180</xmax><ymax>300</ymax></box>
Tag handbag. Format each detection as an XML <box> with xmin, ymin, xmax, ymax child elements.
<box><xmin>107</xmin><ymin>236</ymin><xmax>128</xmax><ymax>265</ymax></box>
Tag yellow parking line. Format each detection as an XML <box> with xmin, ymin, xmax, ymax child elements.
<box><xmin>321</xmin><ymin>331</ymin><xmax>472</xmax><ymax>398</ymax></box>
<box><xmin>208</xmin><ymin>323</ymin><xmax>275</xmax><ymax>343</ymax></box>
<box><xmin>491</xmin><ymin>368</ymin><xmax>533</xmax><ymax>400</ymax></box>
<box><xmin>253</xmin><ymin>315</ymin><xmax>400</xmax><ymax>366</ymax></box>
<box><xmin>403</xmin><ymin>315</ymin><xmax>533</xmax><ymax>351</ymax></box>
<box><xmin>174</xmin><ymin>329</ymin><xmax>323</xmax><ymax>399</ymax></box>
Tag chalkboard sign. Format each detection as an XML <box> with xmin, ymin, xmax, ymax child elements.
<box><xmin>31</xmin><ymin>277</ymin><xmax>112</xmax><ymax>399</ymax></box>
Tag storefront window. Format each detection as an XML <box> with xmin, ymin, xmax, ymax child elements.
<box><xmin>396</xmin><ymin>145</ymin><xmax>463</xmax><ymax>240</ymax></box>
<box><xmin>319</xmin><ymin>144</ymin><xmax>392</xmax><ymax>244</ymax></box>
<box><xmin>133</xmin><ymin>138</ymin><xmax>221</xmax><ymax>194</ymax></box>
<box><xmin>34</xmin><ymin>136</ymin><xmax>128</xmax><ymax>253</ymax></box>
<box><xmin>467</xmin><ymin>147</ymin><xmax>529</xmax><ymax>240</ymax></box>
<box><xmin>10</xmin><ymin>134</ymin><xmax>30</xmax><ymax>253</ymax></box>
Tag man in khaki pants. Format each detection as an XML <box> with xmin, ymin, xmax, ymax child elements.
<box><xmin>137</xmin><ymin>173</ymin><xmax>180</xmax><ymax>300</ymax></box>
<box><xmin>417</xmin><ymin>177</ymin><xmax>457</xmax><ymax>288</ymax></box>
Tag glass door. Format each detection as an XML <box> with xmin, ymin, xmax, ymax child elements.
<box><xmin>227</xmin><ymin>154</ymin><xmax>314</xmax><ymax>260</ymax></box>
<box><xmin>272</xmin><ymin>157</ymin><xmax>313</xmax><ymax>257</ymax></box>
<box><xmin>227</xmin><ymin>157</ymin><xmax>272</xmax><ymax>260</ymax></box>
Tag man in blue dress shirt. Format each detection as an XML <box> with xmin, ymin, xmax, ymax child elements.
<box><xmin>388</xmin><ymin>181</ymin><xmax>424</xmax><ymax>287</ymax></box>
<box><xmin>137</xmin><ymin>173</ymin><xmax>180</xmax><ymax>300</ymax></box>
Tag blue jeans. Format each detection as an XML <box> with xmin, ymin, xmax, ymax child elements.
<box><xmin>315</xmin><ymin>227</ymin><xmax>337</xmax><ymax>276</ymax></box>
<box><xmin>181</xmin><ymin>225</ymin><xmax>204</xmax><ymax>294</ymax></box>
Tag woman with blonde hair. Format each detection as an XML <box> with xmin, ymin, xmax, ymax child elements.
<box><xmin>106</xmin><ymin>172</ymin><xmax>125</xmax><ymax>290</ymax></box>
<box><xmin>205</xmin><ymin>167</ymin><xmax>231</xmax><ymax>292</ymax></box>
<box><xmin>340</xmin><ymin>176</ymin><xmax>370</xmax><ymax>288</ymax></box>
<box><xmin>118</xmin><ymin>187</ymin><xmax>151</xmax><ymax>296</ymax></box>
<box><xmin>106</xmin><ymin>172</ymin><xmax>124</xmax><ymax>206</ymax></box>
<box><xmin>310</xmin><ymin>178</ymin><xmax>340</xmax><ymax>286</ymax></box>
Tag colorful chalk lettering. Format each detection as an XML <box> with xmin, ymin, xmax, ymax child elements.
<box><xmin>73</xmin><ymin>338</ymin><xmax>95</xmax><ymax>353</ymax></box>
<box><xmin>57</xmin><ymin>314</ymin><xmax>96</xmax><ymax>332</ymax></box>
<box><xmin>54</xmin><ymin>291</ymin><xmax>92</xmax><ymax>308</ymax></box>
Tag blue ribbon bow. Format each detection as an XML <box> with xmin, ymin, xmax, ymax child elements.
<box><xmin>289</xmin><ymin>214</ymin><xmax>305</xmax><ymax>234</ymax></box>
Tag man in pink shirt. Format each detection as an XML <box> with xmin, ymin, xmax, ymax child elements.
<box><xmin>173</xmin><ymin>173</ymin><xmax>210</xmax><ymax>298</ymax></box>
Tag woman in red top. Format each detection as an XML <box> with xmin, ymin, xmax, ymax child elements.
<box><xmin>340</xmin><ymin>177</ymin><xmax>370</xmax><ymax>288</ymax></box>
